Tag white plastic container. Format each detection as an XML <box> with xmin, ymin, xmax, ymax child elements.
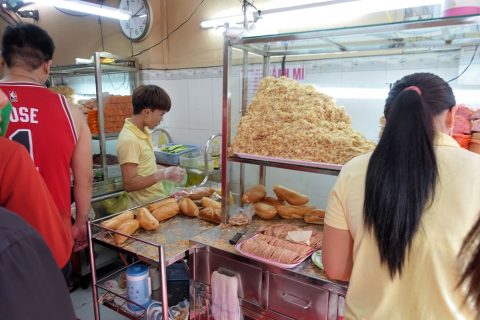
<box><xmin>126</xmin><ymin>264</ymin><xmax>152</xmax><ymax>311</ymax></box>
<box><xmin>442</xmin><ymin>0</ymin><xmax>480</xmax><ymax>17</ymax></box>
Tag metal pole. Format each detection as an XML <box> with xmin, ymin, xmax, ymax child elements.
<box><xmin>221</xmin><ymin>31</ymin><xmax>232</xmax><ymax>224</ymax></box>
<box><xmin>94</xmin><ymin>52</ymin><xmax>107</xmax><ymax>181</ymax></box>
<box><xmin>239</xmin><ymin>49</ymin><xmax>249</xmax><ymax>199</ymax></box>
<box><xmin>159</xmin><ymin>246</ymin><xmax>169</xmax><ymax>319</ymax></box>
<box><xmin>259</xmin><ymin>55</ymin><xmax>270</xmax><ymax>185</ymax></box>
<box><xmin>87</xmin><ymin>222</ymin><xmax>101</xmax><ymax>319</ymax></box>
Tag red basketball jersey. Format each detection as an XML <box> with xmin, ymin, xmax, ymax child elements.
<box><xmin>1</xmin><ymin>82</ymin><xmax>77</xmax><ymax>219</ymax></box>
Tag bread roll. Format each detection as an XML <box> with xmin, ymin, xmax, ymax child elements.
<box><xmin>254</xmin><ymin>202</ymin><xmax>277</xmax><ymax>220</ymax></box>
<box><xmin>114</xmin><ymin>219</ymin><xmax>140</xmax><ymax>245</ymax></box>
<box><xmin>262</xmin><ymin>196</ymin><xmax>285</xmax><ymax>208</ymax></box>
<box><xmin>147</xmin><ymin>198</ymin><xmax>177</xmax><ymax>212</ymax></box>
<box><xmin>151</xmin><ymin>202</ymin><xmax>180</xmax><ymax>222</ymax></box>
<box><xmin>273</xmin><ymin>185</ymin><xmax>309</xmax><ymax>206</ymax></box>
<box><xmin>179</xmin><ymin>197</ymin><xmax>199</xmax><ymax>217</ymax></box>
<box><xmin>201</xmin><ymin>197</ymin><xmax>221</xmax><ymax>209</ymax></box>
<box><xmin>137</xmin><ymin>207</ymin><xmax>159</xmax><ymax>231</ymax></box>
<box><xmin>277</xmin><ymin>205</ymin><xmax>315</xmax><ymax>219</ymax></box>
<box><xmin>304</xmin><ymin>209</ymin><xmax>325</xmax><ymax>225</ymax></box>
<box><xmin>101</xmin><ymin>211</ymin><xmax>134</xmax><ymax>230</ymax></box>
<box><xmin>241</xmin><ymin>184</ymin><xmax>266</xmax><ymax>203</ymax></box>
<box><xmin>188</xmin><ymin>187</ymin><xmax>215</xmax><ymax>200</ymax></box>
<box><xmin>199</xmin><ymin>207</ymin><xmax>221</xmax><ymax>224</ymax></box>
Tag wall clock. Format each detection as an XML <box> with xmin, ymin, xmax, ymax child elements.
<box><xmin>118</xmin><ymin>0</ymin><xmax>152</xmax><ymax>41</ymax></box>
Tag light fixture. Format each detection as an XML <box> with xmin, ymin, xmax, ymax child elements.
<box><xmin>200</xmin><ymin>0</ymin><xmax>443</xmax><ymax>29</ymax></box>
<box><xmin>24</xmin><ymin>0</ymin><xmax>131</xmax><ymax>20</ymax></box>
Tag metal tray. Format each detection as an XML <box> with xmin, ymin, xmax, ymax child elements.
<box><xmin>235</xmin><ymin>153</ymin><xmax>343</xmax><ymax>170</ymax></box>
<box><xmin>235</xmin><ymin>234</ymin><xmax>318</xmax><ymax>269</ymax></box>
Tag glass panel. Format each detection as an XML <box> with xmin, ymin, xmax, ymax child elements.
<box><xmin>234</xmin><ymin>14</ymin><xmax>480</xmax><ymax>56</ymax></box>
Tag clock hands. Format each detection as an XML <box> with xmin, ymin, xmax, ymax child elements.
<box><xmin>130</xmin><ymin>4</ymin><xmax>145</xmax><ymax>18</ymax></box>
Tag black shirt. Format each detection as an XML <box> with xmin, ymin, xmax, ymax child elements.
<box><xmin>0</xmin><ymin>207</ymin><xmax>76</xmax><ymax>320</ymax></box>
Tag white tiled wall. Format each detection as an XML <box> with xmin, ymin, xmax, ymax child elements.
<box><xmin>137</xmin><ymin>49</ymin><xmax>480</xmax><ymax>209</ymax></box>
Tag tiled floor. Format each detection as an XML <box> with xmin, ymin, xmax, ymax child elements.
<box><xmin>71</xmin><ymin>285</ymin><xmax>128</xmax><ymax>320</ymax></box>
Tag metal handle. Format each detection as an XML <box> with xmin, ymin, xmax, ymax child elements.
<box><xmin>281</xmin><ymin>292</ymin><xmax>312</xmax><ymax>309</ymax></box>
<box><xmin>151</xmin><ymin>127</ymin><xmax>173</xmax><ymax>145</ymax></box>
<box><xmin>229</xmin><ymin>232</ymin><xmax>244</xmax><ymax>245</ymax></box>
<box><xmin>196</xmin><ymin>133</ymin><xmax>221</xmax><ymax>187</ymax></box>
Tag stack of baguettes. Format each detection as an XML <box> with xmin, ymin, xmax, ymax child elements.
<box><xmin>229</xmin><ymin>76</ymin><xmax>375</xmax><ymax>165</ymax></box>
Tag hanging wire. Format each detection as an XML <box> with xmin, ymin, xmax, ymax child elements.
<box><xmin>448</xmin><ymin>45</ymin><xmax>478</xmax><ymax>82</ymax></box>
<box><xmin>131</xmin><ymin>0</ymin><xmax>205</xmax><ymax>57</ymax></box>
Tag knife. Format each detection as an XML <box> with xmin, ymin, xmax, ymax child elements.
<box><xmin>229</xmin><ymin>229</ymin><xmax>247</xmax><ymax>245</ymax></box>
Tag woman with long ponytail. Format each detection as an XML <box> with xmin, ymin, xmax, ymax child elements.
<box><xmin>459</xmin><ymin>216</ymin><xmax>480</xmax><ymax>309</ymax></box>
<box><xmin>322</xmin><ymin>73</ymin><xmax>480</xmax><ymax>319</ymax></box>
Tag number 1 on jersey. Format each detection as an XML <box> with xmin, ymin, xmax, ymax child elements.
<box><xmin>9</xmin><ymin>129</ymin><xmax>34</xmax><ymax>160</ymax></box>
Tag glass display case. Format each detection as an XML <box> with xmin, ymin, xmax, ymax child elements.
<box><xmin>220</xmin><ymin>13</ymin><xmax>480</xmax><ymax>223</ymax></box>
<box><xmin>50</xmin><ymin>52</ymin><xmax>138</xmax><ymax>182</ymax></box>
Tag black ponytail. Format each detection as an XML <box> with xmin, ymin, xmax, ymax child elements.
<box><xmin>458</xmin><ymin>217</ymin><xmax>480</xmax><ymax>307</ymax></box>
<box><xmin>364</xmin><ymin>73</ymin><xmax>455</xmax><ymax>278</ymax></box>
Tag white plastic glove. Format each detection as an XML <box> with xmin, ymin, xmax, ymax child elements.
<box><xmin>161</xmin><ymin>166</ymin><xmax>186</xmax><ymax>183</ymax></box>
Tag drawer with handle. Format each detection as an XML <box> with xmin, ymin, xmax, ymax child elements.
<box><xmin>268</xmin><ymin>273</ymin><xmax>329</xmax><ymax>320</ymax></box>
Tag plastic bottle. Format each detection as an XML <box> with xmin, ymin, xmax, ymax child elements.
<box><xmin>211</xmin><ymin>139</ymin><xmax>221</xmax><ymax>170</ymax></box>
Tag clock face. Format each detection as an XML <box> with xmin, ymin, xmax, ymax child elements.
<box><xmin>118</xmin><ymin>0</ymin><xmax>152</xmax><ymax>41</ymax></box>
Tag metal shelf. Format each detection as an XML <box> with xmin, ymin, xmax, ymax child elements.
<box><xmin>96</xmin><ymin>261</ymin><xmax>147</xmax><ymax>320</ymax></box>
<box><xmin>228</xmin><ymin>155</ymin><xmax>341</xmax><ymax>176</ymax></box>
<box><xmin>50</xmin><ymin>63</ymin><xmax>137</xmax><ymax>75</ymax></box>
<box><xmin>51</xmin><ymin>52</ymin><xmax>137</xmax><ymax>75</ymax></box>
<box><xmin>92</xmin><ymin>133</ymin><xmax>119</xmax><ymax>140</ymax></box>
<box><xmin>50</xmin><ymin>52</ymin><xmax>138</xmax><ymax>182</ymax></box>
<box><xmin>91</xmin><ymin>214</ymin><xmax>216</xmax><ymax>266</ymax></box>
<box><xmin>232</xmin><ymin>14</ymin><xmax>480</xmax><ymax>57</ymax></box>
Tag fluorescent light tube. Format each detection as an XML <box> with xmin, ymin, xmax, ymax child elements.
<box><xmin>25</xmin><ymin>0</ymin><xmax>131</xmax><ymax>20</ymax></box>
<box><xmin>317</xmin><ymin>86</ymin><xmax>480</xmax><ymax>104</ymax></box>
<box><xmin>200</xmin><ymin>0</ymin><xmax>443</xmax><ymax>29</ymax></box>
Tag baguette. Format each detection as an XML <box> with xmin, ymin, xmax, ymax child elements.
<box><xmin>254</xmin><ymin>202</ymin><xmax>277</xmax><ymax>220</ymax></box>
<box><xmin>188</xmin><ymin>187</ymin><xmax>215</xmax><ymax>200</ymax></box>
<box><xmin>273</xmin><ymin>185</ymin><xmax>309</xmax><ymax>206</ymax></box>
<box><xmin>262</xmin><ymin>196</ymin><xmax>285</xmax><ymax>208</ymax></box>
<box><xmin>277</xmin><ymin>205</ymin><xmax>315</xmax><ymax>219</ymax></box>
<box><xmin>146</xmin><ymin>198</ymin><xmax>177</xmax><ymax>212</ymax></box>
<box><xmin>137</xmin><ymin>207</ymin><xmax>159</xmax><ymax>231</ymax></box>
<box><xmin>304</xmin><ymin>209</ymin><xmax>325</xmax><ymax>225</ymax></box>
<box><xmin>201</xmin><ymin>197</ymin><xmax>221</xmax><ymax>209</ymax></box>
<box><xmin>151</xmin><ymin>202</ymin><xmax>180</xmax><ymax>222</ymax></box>
<box><xmin>179</xmin><ymin>197</ymin><xmax>199</xmax><ymax>217</ymax></box>
<box><xmin>101</xmin><ymin>211</ymin><xmax>134</xmax><ymax>230</ymax></box>
<box><xmin>199</xmin><ymin>207</ymin><xmax>221</xmax><ymax>224</ymax></box>
<box><xmin>241</xmin><ymin>184</ymin><xmax>266</xmax><ymax>203</ymax></box>
<box><xmin>114</xmin><ymin>219</ymin><xmax>140</xmax><ymax>245</ymax></box>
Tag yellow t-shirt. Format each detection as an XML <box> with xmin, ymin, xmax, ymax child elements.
<box><xmin>325</xmin><ymin>132</ymin><xmax>480</xmax><ymax>320</ymax></box>
<box><xmin>117</xmin><ymin>119</ymin><xmax>165</xmax><ymax>207</ymax></box>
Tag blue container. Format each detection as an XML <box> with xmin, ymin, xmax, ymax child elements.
<box><xmin>154</xmin><ymin>144</ymin><xmax>199</xmax><ymax>166</ymax></box>
<box><xmin>126</xmin><ymin>264</ymin><xmax>151</xmax><ymax>311</ymax></box>
<box><xmin>167</xmin><ymin>262</ymin><xmax>189</xmax><ymax>281</ymax></box>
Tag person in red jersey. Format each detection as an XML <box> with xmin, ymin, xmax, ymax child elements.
<box><xmin>0</xmin><ymin>89</ymin><xmax>73</xmax><ymax>269</ymax></box>
<box><xmin>0</xmin><ymin>24</ymin><xmax>92</xmax><ymax>270</ymax></box>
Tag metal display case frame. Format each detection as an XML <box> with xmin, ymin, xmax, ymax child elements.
<box><xmin>220</xmin><ymin>13</ymin><xmax>480</xmax><ymax>223</ymax></box>
<box><xmin>88</xmin><ymin>204</ymin><xmax>218</xmax><ymax>320</ymax></box>
<box><xmin>50</xmin><ymin>52</ymin><xmax>138</xmax><ymax>181</ymax></box>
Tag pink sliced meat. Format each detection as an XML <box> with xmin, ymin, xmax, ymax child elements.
<box><xmin>472</xmin><ymin>109</ymin><xmax>480</xmax><ymax>120</ymax></box>
<box><xmin>456</xmin><ymin>105</ymin><xmax>473</xmax><ymax>120</ymax></box>
<box><xmin>472</xmin><ymin>119</ymin><xmax>480</xmax><ymax>132</ymax></box>
<box><xmin>453</xmin><ymin>116</ymin><xmax>472</xmax><ymax>134</ymax></box>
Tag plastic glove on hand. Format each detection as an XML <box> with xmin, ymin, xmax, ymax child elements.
<box><xmin>163</xmin><ymin>166</ymin><xmax>186</xmax><ymax>183</ymax></box>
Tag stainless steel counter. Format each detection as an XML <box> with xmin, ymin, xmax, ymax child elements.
<box><xmin>189</xmin><ymin>217</ymin><xmax>348</xmax><ymax>320</ymax></box>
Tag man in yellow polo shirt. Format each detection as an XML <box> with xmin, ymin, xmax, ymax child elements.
<box><xmin>117</xmin><ymin>85</ymin><xmax>185</xmax><ymax>207</ymax></box>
